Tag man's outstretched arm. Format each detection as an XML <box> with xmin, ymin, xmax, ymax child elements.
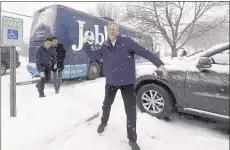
<box><xmin>128</xmin><ymin>38</ymin><xmax>167</xmax><ymax>76</ymax></box>
<box><xmin>128</xmin><ymin>38</ymin><xmax>164</xmax><ymax>67</ymax></box>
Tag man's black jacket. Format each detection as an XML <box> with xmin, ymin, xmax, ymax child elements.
<box><xmin>52</xmin><ymin>43</ymin><xmax>66</xmax><ymax>72</ymax></box>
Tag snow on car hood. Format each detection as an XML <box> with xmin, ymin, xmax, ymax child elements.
<box><xmin>136</xmin><ymin>57</ymin><xmax>194</xmax><ymax>77</ymax></box>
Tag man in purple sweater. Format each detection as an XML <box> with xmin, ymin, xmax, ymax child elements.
<box><xmin>83</xmin><ymin>22</ymin><xmax>167</xmax><ymax>150</ymax></box>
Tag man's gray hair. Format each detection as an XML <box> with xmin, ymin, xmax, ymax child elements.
<box><xmin>107</xmin><ymin>22</ymin><xmax>119</xmax><ymax>31</ymax></box>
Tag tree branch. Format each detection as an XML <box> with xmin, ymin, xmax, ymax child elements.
<box><xmin>174</xmin><ymin>2</ymin><xmax>185</xmax><ymax>41</ymax></box>
<box><xmin>124</xmin><ymin>2</ymin><xmax>226</xmax><ymax>57</ymax></box>
<box><xmin>153</xmin><ymin>2</ymin><xmax>173</xmax><ymax>47</ymax></box>
<box><xmin>176</xmin><ymin>2</ymin><xmax>214</xmax><ymax>43</ymax></box>
<box><xmin>165</xmin><ymin>2</ymin><xmax>175</xmax><ymax>42</ymax></box>
<box><xmin>177</xmin><ymin>15</ymin><xmax>227</xmax><ymax>50</ymax></box>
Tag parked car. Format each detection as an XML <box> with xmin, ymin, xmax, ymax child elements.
<box><xmin>1</xmin><ymin>46</ymin><xmax>21</xmax><ymax>75</ymax></box>
<box><xmin>135</xmin><ymin>43</ymin><xmax>229</xmax><ymax>123</ymax></box>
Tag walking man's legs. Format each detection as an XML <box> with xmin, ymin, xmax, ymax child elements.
<box><xmin>120</xmin><ymin>84</ymin><xmax>140</xmax><ymax>150</ymax></box>
<box><xmin>36</xmin><ymin>77</ymin><xmax>46</xmax><ymax>96</ymax></box>
<box><xmin>120</xmin><ymin>84</ymin><xmax>137</xmax><ymax>142</ymax></box>
<box><xmin>47</xmin><ymin>69</ymin><xmax>51</xmax><ymax>82</ymax></box>
<box><xmin>98</xmin><ymin>84</ymin><xmax>118</xmax><ymax>133</ymax></box>
<box><xmin>36</xmin><ymin>68</ymin><xmax>49</xmax><ymax>97</ymax></box>
<box><xmin>57</xmin><ymin>71</ymin><xmax>63</xmax><ymax>91</ymax></box>
<box><xmin>53</xmin><ymin>70</ymin><xmax>62</xmax><ymax>93</ymax></box>
<box><xmin>53</xmin><ymin>71</ymin><xmax>58</xmax><ymax>93</ymax></box>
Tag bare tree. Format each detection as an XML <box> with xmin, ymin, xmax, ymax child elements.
<box><xmin>124</xmin><ymin>2</ymin><xmax>228</xmax><ymax>57</ymax></box>
<box><xmin>185</xmin><ymin>20</ymin><xmax>229</xmax><ymax>51</ymax></box>
<box><xmin>90</xmin><ymin>2</ymin><xmax>124</xmax><ymax>23</ymax></box>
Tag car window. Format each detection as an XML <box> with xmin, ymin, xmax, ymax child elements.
<box><xmin>209</xmin><ymin>49</ymin><xmax>229</xmax><ymax>65</ymax></box>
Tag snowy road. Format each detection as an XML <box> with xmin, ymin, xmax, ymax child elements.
<box><xmin>1</xmin><ymin>62</ymin><xmax>229</xmax><ymax>150</ymax></box>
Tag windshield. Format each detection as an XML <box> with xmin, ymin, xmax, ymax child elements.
<box><xmin>187</xmin><ymin>49</ymin><xmax>205</xmax><ymax>57</ymax></box>
<box><xmin>185</xmin><ymin>42</ymin><xmax>229</xmax><ymax>60</ymax></box>
<box><xmin>30</xmin><ymin>6</ymin><xmax>57</xmax><ymax>42</ymax></box>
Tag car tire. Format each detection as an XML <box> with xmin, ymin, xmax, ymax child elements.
<box><xmin>1</xmin><ymin>63</ymin><xmax>7</xmax><ymax>76</ymax></box>
<box><xmin>136</xmin><ymin>83</ymin><xmax>173</xmax><ymax>119</ymax></box>
<box><xmin>87</xmin><ymin>61</ymin><xmax>101</xmax><ymax>80</ymax></box>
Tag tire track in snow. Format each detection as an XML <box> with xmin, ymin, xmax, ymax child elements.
<box><xmin>44</xmin><ymin>112</ymin><xmax>100</xmax><ymax>149</ymax></box>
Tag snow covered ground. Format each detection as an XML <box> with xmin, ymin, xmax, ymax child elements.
<box><xmin>1</xmin><ymin>57</ymin><xmax>229</xmax><ymax>150</ymax></box>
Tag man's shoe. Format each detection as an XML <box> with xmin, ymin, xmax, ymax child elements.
<box><xmin>97</xmin><ymin>122</ymin><xmax>107</xmax><ymax>133</ymax></box>
<box><xmin>129</xmin><ymin>141</ymin><xmax>140</xmax><ymax>150</ymax></box>
<box><xmin>55</xmin><ymin>90</ymin><xmax>59</xmax><ymax>94</ymax></box>
<box><xmin>39</xmin><ymin>93</ymin><xmax>46</xmax><ymax>98</ymax></box>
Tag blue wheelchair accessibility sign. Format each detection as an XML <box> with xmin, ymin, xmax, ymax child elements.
<box><xmin>7</xmin><ymin>29</ymin><xmax>18</xmax><ymax>40</ymax></box>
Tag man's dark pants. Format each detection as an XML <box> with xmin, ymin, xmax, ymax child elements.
<box><xmin>36</xmin><ymin>67</ymin><xmax>51</xmax><ymax>94</ymax></box>
<box><xmin>101</xmin><ymin>84</ymin><xmax>137</xmax><ymax>142</ymax></box>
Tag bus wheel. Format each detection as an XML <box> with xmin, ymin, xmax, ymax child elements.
<box><xmin>87</xmin><ymin>62</ymin><xmax>101</xmax><ymax>80</ymax></box>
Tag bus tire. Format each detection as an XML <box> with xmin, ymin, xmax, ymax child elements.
<box><xmin>87</xmin><ymin>62</ymin><xmax>101</xmax><ymax>80</ymax></box>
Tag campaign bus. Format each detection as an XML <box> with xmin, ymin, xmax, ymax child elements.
<box><xmin>27</xmin><ymin>4</ymin><xmax>154</xmax><ymax>80</ymax></box>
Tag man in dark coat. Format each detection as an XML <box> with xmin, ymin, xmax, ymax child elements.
<box><xmin>36</xmin><ymin>37</ymin><xmax>57</xmax><ymax>97</ymax></box>
<box><xmin>52</xmin><ymin>37</ymin><xmax>66</xmax><ymax>94</ymax></box>
<box><xmin>83</xmin><ymin>22</ymin><xmax>167</xmax><ymax>150</ymax></box>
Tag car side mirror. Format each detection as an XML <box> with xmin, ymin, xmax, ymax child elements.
<box><xmin>196</xmin><ymin>57</ymin><xmax>212</xmax><ymax>69</ymax></box>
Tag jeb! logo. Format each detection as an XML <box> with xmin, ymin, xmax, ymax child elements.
<box><xmin>72</xmin><ymin>20</ymin><xmax>108</xmax><ymax>51</ymax></box>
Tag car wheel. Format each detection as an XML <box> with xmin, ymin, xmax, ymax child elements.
<box><xmin>1</xmin><ymin>63</ymin><xmax>7</xmax><ymax>76</ymax></box>
<box><xmin>87</xmin><ymin>62</ymin><xmax>101</xmax><ymax>80</ymax></box>
<box><xmin>136</xmin><ymin>83</ymin><xmax>173</xmax><ymax>119</ymax></box>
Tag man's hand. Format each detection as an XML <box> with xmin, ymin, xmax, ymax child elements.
<box><xmin>40</xmin><ymin>72</ymin><xmax>45</xmax><ymax>78</ymax></box>
<box><xmin>157</xmin><ymin>65</ymin><xmax>168</xmax><ymax>77</ymax></box>
<box><xmin>54</xmin><ymin>64</ymin><xmax>57</xmax><ymax>70</ymax></box>
<box><xmin>83</xmin><ymin>34</ymin><xmax>95</xmax><ymax>43</ymax></box>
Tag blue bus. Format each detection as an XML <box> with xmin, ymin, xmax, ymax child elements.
<box><xmin>27</xmin><ymin>4</ymin><xmax>154</xmax><ymax>80</ymax></box>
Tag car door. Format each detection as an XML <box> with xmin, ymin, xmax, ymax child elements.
<box><xmin>1</xmin><ymin>47</ymin><xmax>10</xmax><ymax>63</ymax></box>
<box><xmin>185</xmin><ymin>49</ymin><xmax>229</xmax><ymax>119</ymax></box>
